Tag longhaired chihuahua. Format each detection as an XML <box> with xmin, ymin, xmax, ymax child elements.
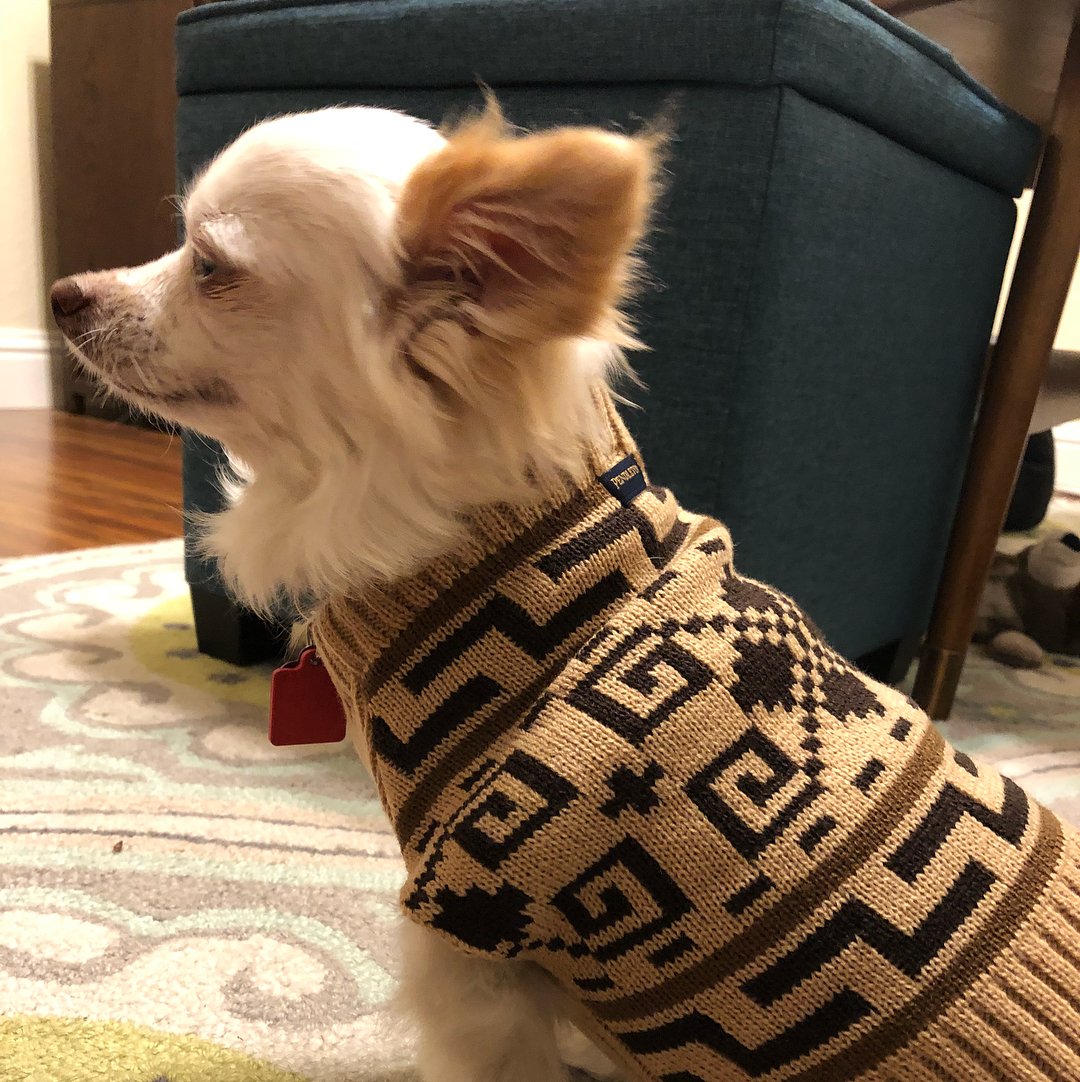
<box><xmin>54</xmin><ymin>102</ymin><xmax>653</xmax><ymax>1081</ymax></box>
<box><xmin>53</xmin><ymin>103</ymin><xmax>1080</xmax><ymax>1082</ymax></box>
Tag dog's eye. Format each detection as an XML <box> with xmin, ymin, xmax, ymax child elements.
<box><xmin>193</xmin><ymin>253</ymin><xmax>217</xmax><ymax>281</ymax></box>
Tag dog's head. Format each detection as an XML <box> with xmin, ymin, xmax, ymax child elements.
<box><xmin>52</xmin><ymin>104</ymin><xmax>659</xmax><ymax>605</ymax></box>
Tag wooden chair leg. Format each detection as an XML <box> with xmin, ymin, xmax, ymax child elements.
<box><xmin>912</xmin><ymin>13</ymin><xmax>1080</xmax><ymax>719</ymax></box>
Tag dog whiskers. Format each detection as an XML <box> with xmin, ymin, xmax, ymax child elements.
<box><xmin>70</xmin><ymin>328</ymin><xmax>103</xmax><ymax>350</ymax></box>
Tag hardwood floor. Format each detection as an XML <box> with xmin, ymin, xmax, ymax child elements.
<box><xmin>0</xmin><ymin>411</ymin><xmax>183</xmax><ymax>558</ymax></box>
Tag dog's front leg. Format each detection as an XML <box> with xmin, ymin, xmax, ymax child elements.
<box><xmin>400</xmin><ymin>920</ymin><xmax>570</xmax><ymax>1082</ymax></box>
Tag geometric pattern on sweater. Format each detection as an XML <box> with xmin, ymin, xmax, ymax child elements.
<box><xmin>314</xmin><ymin>410</ymin><xmax>1079</xmax><ymax>1082</ymax></box>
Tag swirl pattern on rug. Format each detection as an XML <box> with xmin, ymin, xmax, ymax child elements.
<box><xmin>0</xmin><ymin>541</ymin><xmax>411</xmax><ymax>1081</ymax></box>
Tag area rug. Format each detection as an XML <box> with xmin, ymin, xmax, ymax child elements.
<box><xmin>0</xmin><ymin>541</ymin><xmax>409</xmax><ymax>1082</ymax></box>
<box><xmin>1</xmin><ymin>516</ymin><xmax>1078</xmax><ymax>1081</ymax></box>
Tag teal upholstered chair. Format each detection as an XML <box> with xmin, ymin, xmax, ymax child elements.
<box><xmin>176</xmin><ymin>0</ymin><xmax>1039</xmax><ymax>677</ymax></box>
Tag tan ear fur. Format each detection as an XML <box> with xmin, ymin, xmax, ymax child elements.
<box><xmin>395</xmin><ymin>100</ymin><xmax>659</xmax><ymax>345</ymax></box>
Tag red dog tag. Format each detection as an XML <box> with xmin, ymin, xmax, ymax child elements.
<box><xmin>269</xmin><ymin>647</ymin><xmax>348</xmax><ymax>746</ymax></box>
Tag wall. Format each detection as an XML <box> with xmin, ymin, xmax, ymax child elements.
<box><xmin>0</xmin><ymin>0</ymin><xmax>58</xmax><ymax>409</ymax></box>
<box><xmin>995</xmin><ymin>190</ymin><xmax>1080</xmax><ymax>351</ymax></box>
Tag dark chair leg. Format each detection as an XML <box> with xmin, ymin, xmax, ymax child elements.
<box><xmin>857</xmin><ymin>634</ymin><xmax>922</xmax><ymax>687</ymax></box>
<box><xmin>913</xmin><ymin>14</ymin><xmax>1080</xmax><ymax>719</ymax></box>
<box><xmin>188</xmin><ymin>584</ymin><xmax>288</xmax><ymax>665</ymax></box>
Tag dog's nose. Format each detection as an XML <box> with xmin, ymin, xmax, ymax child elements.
<box><xmin>50</xmin><ymin>277</ymin><xmax>91</xmax><ymax>322</ymax></box>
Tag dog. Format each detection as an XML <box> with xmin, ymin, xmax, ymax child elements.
<box><xmin>53</xmin><ymin>104</ymin><xmax>1080</xmax><ymax>1082</ymax></box>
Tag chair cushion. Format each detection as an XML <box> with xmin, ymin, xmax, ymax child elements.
<box><xmin>174</xmin><ymin>0</ymin><xmax>1041</xmax><ymax>659</ymax></box>
<box><xmin>178</xmin><ymin>0</ymin><xmax>1040</xmax><ymax>196</ymax></box>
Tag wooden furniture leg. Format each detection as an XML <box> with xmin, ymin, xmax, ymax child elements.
<box><xmin>912</xmin><ymin>13</ymin><xmax>1080</xmax><ymax>719</ymax></box>
<box><xmin>51</xmin><ymin>0</ymin><xmax>188</xmax><ymax>421</ymax></box>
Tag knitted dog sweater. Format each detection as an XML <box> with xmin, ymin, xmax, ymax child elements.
<box><xmin>314</xmin><ymin>402</ymin><xmax>1080</xmax><ymax>1082</ymax></box>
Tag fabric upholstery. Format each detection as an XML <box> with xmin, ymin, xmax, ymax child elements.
<box><xmin>176</xmin><ymin>0</ymin><xmax>1039</xmax><ymax>660</ymax></box>
<box><xmin>178</xmin><ymin>0</ymin><xmax>1038</xmax><ymax>195</ymax></box>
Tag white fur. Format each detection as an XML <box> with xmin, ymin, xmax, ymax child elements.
<box><xmin>399</xmin><ymin>920</ymin><xmax>623</xmax><ymax>1082</ymax></box>
<box><xmin>52</xmin><ymin>105</ymin><xmax>650</xmax><ymax>1081</ymax></box>
<box><xmin>60</xmin><ymin>107</ymin><xmax>624</xmax><ymax>613</ymax></box>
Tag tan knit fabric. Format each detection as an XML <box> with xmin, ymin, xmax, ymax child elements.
<box><xmin>314</xmin><ymin>398</ymin><xmax>1080</xmax><ymax>1082</ymax></box>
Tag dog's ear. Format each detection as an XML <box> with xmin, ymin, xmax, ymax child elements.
<box><xmin>395</xmin><ymin>101</ymin><xmax>658</xmax><ymax>345</ymax></box>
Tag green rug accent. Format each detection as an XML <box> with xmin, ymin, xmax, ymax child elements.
<box><xmin>0</xmin><ymin>1016</ymin><xmax>308</xmax><ymax>1082</ymax></box>
<box><xmin>131</xmin><ymin>591</ymin><xmax>269</xmax><ymax>708</ymax></box>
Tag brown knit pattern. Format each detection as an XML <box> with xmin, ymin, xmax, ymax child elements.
<box><xmin>314</xmin><ymin>403</ymin><xmax>1080</xmax><ymax>1082</ymax></box>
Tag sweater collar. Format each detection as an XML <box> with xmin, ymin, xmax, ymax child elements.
<box><xmin>312</xmin><ymin>391</ymin><xmax>690</xmax><ymax>850</ymax></box>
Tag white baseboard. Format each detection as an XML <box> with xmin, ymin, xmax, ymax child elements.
<box><xmin>0</xmin><ymin>328</ymin><xmax>59</xmax><ymax>409</ymax></box>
